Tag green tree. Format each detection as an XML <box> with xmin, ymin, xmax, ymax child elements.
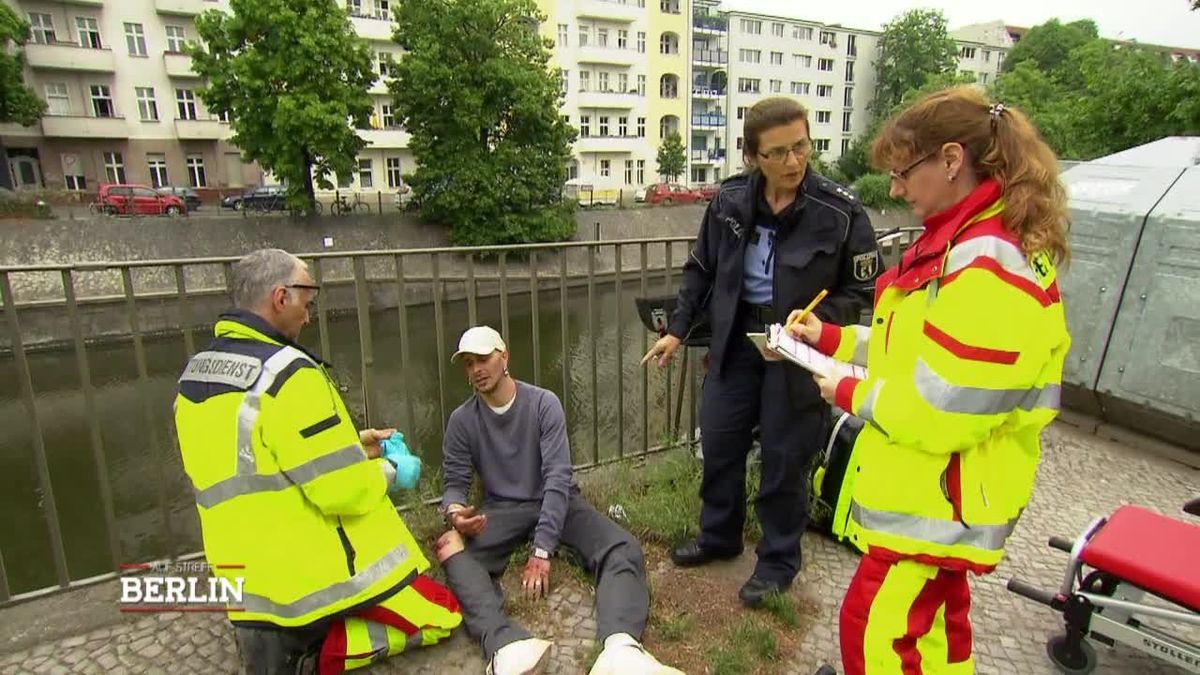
<box><xmin>989</xmin><ymin>61</ymin><xmax>1083</xmax><ymax>157</ymax></box>
<box><xmin>656</xmin><ymin>132</ymin><xmax>686</xmax><ymax>182</ymax></box>
<box><xmin>390</xmin><ymin>0</ymin><xmax>576</xmax><ymax>246</ymax></box>
<box><xmin>1000</xmin><ymin>19</ymin><xmax>1099</xmax><ymax>89</ymax></box>
<box><xmin>190</xmin><ymin>0</ymin><xmax>375</xmax><ymax>210</ymax></box>
<box><xmin>871</xmin><ymin>9</ymin><xmax>958</xmax><ymax>120</ymax></box>
<box><xmin>0</xmin><ymin>6</ymin><xmax>47</xmax><ymax>189</ymax></box>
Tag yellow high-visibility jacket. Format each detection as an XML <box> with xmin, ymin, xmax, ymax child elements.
<box><xmin>174</xmin><ymin>311</ymin><xmax>428</xmax><ymax>627</ymax></box>
<box><xmin>813</xmin><ymin>179</ymin><xmax>1069</xmax><ymax>572</ymax></box>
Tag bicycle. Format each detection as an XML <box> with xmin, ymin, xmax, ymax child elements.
<box><xmin>330</xmin><ymin>193</ymin><xmax>372</xmax><ymax>215</ymax></box>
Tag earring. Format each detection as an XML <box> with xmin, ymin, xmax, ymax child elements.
<box><xmin>947</xmin><ymin>173</ymin><xmax>956</xmax><ymax>182</ymax></box>
<box><xmin>503</xmin><ymin>367</ymin><xmax>509</xmax><ymax>376</ymax></box>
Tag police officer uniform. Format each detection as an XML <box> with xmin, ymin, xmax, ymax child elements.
<box><xmin>667</xmin><ymin>168</ymin><xmax>882</xmax><ymax>591</ymax></box>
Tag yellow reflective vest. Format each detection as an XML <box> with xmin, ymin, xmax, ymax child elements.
<box><xmin>174</xmin><ymin>311</ymin><xmax>428</xmax><ymax>627</ymax></box>
<box><xmin>814</xmin><ymin>179</ymin><xmax>1070</xmax><ymax>572</ymax></box>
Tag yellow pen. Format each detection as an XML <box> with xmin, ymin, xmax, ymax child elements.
<box><xmin>786</xmin><ymin>289</ymin><xmax>828</xmax><ymax>332</ymax></box>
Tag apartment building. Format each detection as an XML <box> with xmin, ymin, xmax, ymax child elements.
<box><xmin>687</xmin><ymin>0</ymin><xmax>726</xmax><ymax>185</ymax></box>
<box><xmin>951</xmin><ymin>21</ymin><xmax>1015</xmax><ymax>87</ymax></box>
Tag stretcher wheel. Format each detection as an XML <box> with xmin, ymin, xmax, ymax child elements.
<box><xmin>1046</xmin><ymin>633</ymin><xmax>1096</xmax><ymax>674</ymax></box>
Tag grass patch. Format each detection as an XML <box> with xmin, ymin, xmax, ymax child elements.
<box><xmin>707</xmin><ymin>644</ymin><xmax>749</xmax><ymax>675</ymax></box>
<box><xmin>650</xmin><ymin>612</ymin><xmax>695</xmax><ymax>643</ymax></box>
<box><xmin>706</xmin><ymin>617</ymin><xmax>778</xmax><ymax>674</ymax></box>
<box><xmin>761</xmin><ymin>592</ymin><xmax>800</xmax><ymax>628</ymax></box>
<box><xmin>733</xmin><ymin>619</ymin><xmax>778</xmax><ymax>661</ymax></box>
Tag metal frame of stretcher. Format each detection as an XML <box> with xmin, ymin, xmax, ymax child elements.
<box><xmin>1007</xmin><ymin>515</ymin><xmax>1200</xmax><ymax>674</ymax></box>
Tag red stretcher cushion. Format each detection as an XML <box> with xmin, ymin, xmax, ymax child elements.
<box><xmin>1079</xmin><ymin>505</ymin><xmax>1200</xmax><ymax>613</ymax></box>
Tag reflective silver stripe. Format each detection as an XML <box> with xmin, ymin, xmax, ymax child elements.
<box><xmin>851</xmin><ymin>501</ymin><xmax>1018</xmax><ymax>551</ymax></box>
<box><xmin>944</xmin><ymin>236</ymin><xmax>1037</xmax><ymax>285</ymax></box>
<box><xmin>194</xmin><ymin>444</ymin><xmax>366</xmax><ymax>509</ymax></box>
<box><xmin>914</xmin><ymin>359</ymin><xmax>1061</xmax><ymax>415</ymax></box>
<box><xmin>852</xmin><ymin>325</ymin><xmax>870</xmax><ymax>365</ymax></box>
<box><xmin>236</xmin><ymin>347</ymin><xmax>315</xmax><ymax>475</ymax></box>
<box><xmin>858</xmin><ymin>379</ymin><xmax>884</xmax><ymax>424</ymax></box>
<box><xmin>240</xmin><ymin>542</ymin><xmax>411</xmax><ymax>620</ymax></box>
<box><xmin>366</xmin><ymin>621</ymin><xmax>390</xmax><ymax>662</ymax></box>
<box><xmin>689</xmin><ymin>249</ymin><xmax>708</xmax><ymax>273</ymax></box>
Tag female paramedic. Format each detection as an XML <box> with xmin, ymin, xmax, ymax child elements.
<box><xmin>792</xmin><ymin>87</ymin><xmax>1071</xmax><ymax>674</ymax></box>
<box><xmin>641</xmin><ymin>97</ymin><xmax>881</xmax><ymax>608</ymax></box>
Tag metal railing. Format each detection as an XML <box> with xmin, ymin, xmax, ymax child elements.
<box><xmin>692</xmin><ymin>49</ymin><xmax>727</xmax><ymax>65</ymax></box>
<box><xmin>691</xmin><ymin>113</ymin><xmax>727</xmax><ymax>127</ymax></box>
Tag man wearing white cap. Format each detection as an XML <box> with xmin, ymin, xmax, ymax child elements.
<box><xmin>437</xmin><ymin>326</ymin><xmax>681</xmax><ymax>675</ymax></box>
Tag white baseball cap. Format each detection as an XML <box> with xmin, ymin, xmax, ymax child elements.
<box><xmin>450</xmin><ymin>326</ymin><xmax>507</xmax><ymax>362</ymax></box>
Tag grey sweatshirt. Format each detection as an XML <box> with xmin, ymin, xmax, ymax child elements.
<box><xmin>441</xmin><ymin>381</ymin><xmax>579</xmax><ymax>553</ymax></box>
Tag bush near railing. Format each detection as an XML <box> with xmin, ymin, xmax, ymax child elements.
<box><xmin>0</xmin><ymin>189</ymin><xmax>54</xmax><ymax>219</ymax></box>
<box><xmin>852</xmin><ymin>172</ymin><xmax>907</xmax><ymax>211</ymax></box>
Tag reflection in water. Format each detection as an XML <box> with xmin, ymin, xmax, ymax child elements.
<box><xmin>0</xmin><ymin>281</ymin><xmax>703</xmax><ymax>596</ymax></box>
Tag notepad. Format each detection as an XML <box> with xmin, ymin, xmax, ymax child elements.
<box><xmin>748</xmin><ymin>324</ymin><xmax>868</xmax><ymax>380</ymax></box>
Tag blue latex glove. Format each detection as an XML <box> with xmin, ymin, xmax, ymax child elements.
<box><xmin>381</xmin><ymin>432</ymin><xmax>421</xmax><ymax>491</ymax></box>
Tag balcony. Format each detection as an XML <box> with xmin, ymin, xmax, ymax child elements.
<box><xmin>692</xmin><ymin>16</ymin><xmax>728</xmax><ymax>33</ymax></box>
<box><xmin>41</xmin><ymin>115</ymin><xmax>128</xmax><ymax>138</ymax></box>
<box><xmin>25</xmin><ymin>42</ymin><xmax>115</xmax><ymax>73</ymax></box>
<box><xmin>154</xmin><ymin>0</ymin><xmax>216</xmax><ymax>16</ymax></box>
<box><xmin>691</xmin><ymin>86</ymin><xmax>725</xmax><ymax>99</ymax></box>
<box><xmin>60</xmin><ymin>0</ymin><xmax>104</xmax><ymax>6</ymax></box>
<box><xmin>577</xmin><ymin>90</ymin><xmax>641</xmax><ymax>109</ymax></box>
<box><xmin>576</xmin><ymin>46</ymin><xmax>638</xmax><ymax>67</ymax></box>
<box><xmin>348</xmin><ymin>12</ymin><xmax>394</xmax><ymax>42</ymax></box>
<box><xmin>575</xmin><ymin>135</ymin><xmax>638</xmax><ymax>153</ymax></box>
<box><xmin>692</xmin><ymin>49</ymin><xmax>727</xmax><ymax>68</ymax></box>
<box><xmin>369</xmin><ymin>78</ymin><xmax>391</xmax><ymax>95</ymax></box>
<box><xmin>576</xmin><ymin>0</ymin><xmax>642</xmax><ymax>23</ymax></box>
<box><xmin>0</xmin><ymin>122</ymin><xmax>42</xmax><ymax>139</ymax></box>
<box><xmin>174</xmin><ymin>118</ymin><xmax>228</xmax><ymax>140</ymax></box>
<box><xmin>690</xmin><ymin>149</ymin><xmax>726</xmax><ymax>164</ymax></box>
<box><xmin>691</xmin><ymin>113</ymin><xmax>726</xmax><ymax>128</ymax></box>
<box><xmin>163</xmin><ymin>52</ymin><xmax>199</xmax><ymax>78</ymax></box>
<box><xmin>358</xmin><ymin>128</ymin><xmax>410</xmax><ymax>148</ymax></box>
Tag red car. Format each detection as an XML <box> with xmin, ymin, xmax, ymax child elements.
<box><xmin>643</xmin><ymin>183</ymin><xmax>706</xmax><ymax>206</ymax></box>
<box><xmin>93</xmin><ymin>184</ymin><xmax>188</xmax><ymax>216</ymax></box>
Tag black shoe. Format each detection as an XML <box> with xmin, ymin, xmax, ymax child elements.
<box><xmin>814</xmin><ymin>666</ymin><xmax>838</xmax><ymax>675</ymax></box>
<box><xmin>670</xmin><ymin>540</ymin><xmax>742</xmax><ymax>567</ymax></box>
<box><xmin>739</xmin><ymin>575</ymin><xmax>790</xmax><ymax>608</ymax></box>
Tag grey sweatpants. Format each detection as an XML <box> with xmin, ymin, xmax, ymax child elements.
<box><xmin>441</xmin><ymin>495</ymin><xmax>650</xmax><ymax>660</ymax></box>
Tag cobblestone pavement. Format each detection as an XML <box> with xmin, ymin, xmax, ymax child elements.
<box><xmin>0</xmin><ymin>420</ymin><xmax>1196</xmax><ymax>674</ymax></box>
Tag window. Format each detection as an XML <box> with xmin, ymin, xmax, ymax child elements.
<box><xmin>29</xmin><ymin>14</ymin><xmax>54</xmax><ymax>44</ymax></box>
<box><xmin>624</xmin><ymin>160</ymin><xmax>633</xmax><ymax>184</ymax></box>
<box><xmin>618</xmin><ymin>116</ymin><xmax>628</xmax><ymax>136</ymax></box>
<box><xmin>618</xmin><ymin>72</ymin><xmax>628</xmax><ymax>92</ymax></box>
<box><xmin>165</xmin><ymin>25</ymin><xmax>186</xmax><ymax>53</ymax></box>
<box><xmin>599</xmin><ymin>115</ymin><xmax>609</xmax><ymax>136</ymax></box>
<box><xmin>377</xmin><ymin>52</ymin><xmax>392</xmax><ymax>77</ymax></box>
<box><xmin>559</xmin><ymin>69</ymin><xmax>568</xmax><ymax>94</ymax></box>
<box><xmin>598</xmin><ymin>71</ymin><xmax>609</xmax><ymax>91</ymax></box>
<box><xmin>557</xmin><ymin>23</ymin><xmax>568</xmax><ymax>47</ymax></box>
<box><xmin>637</xmin><ymin>74</ymin><xmax>646</xmax><ymax>95</ymax></box>
<box><xmin>816</xmin><ymin>84</ymin><xmax>832</xmax><ymax>97</ymax></box>
<box><xmin>374</xmin><ymin>0</ymin><xmax>390</xmax><ymax>20</ymax></box>
<box><xmin>579</xmin><ymin>71</ymin><xmax>590</xmax><ymax>92</ymax></box>
<box><xmin>819</xmin><ymin>30</ymin><xmax>835</xmax><ymax>46</ymax></box>
<box><xmin>659</xmin><ymin>33</ymin><xmax>678</xmax><ymax>55</ymax></box>
<box><xmin>578</xmin><ymin>26</ymin><xmax>589</xmax><ymax>47</ymax></box>
<box><xmin>637</xmin><ymin>32</ymin><xmax>645</xmax><ymax>53</ymax></box>
<box><xmin>124</xmin><ymin>23</ymin><xmax>147</xmax><ymax>56</ymax></box>
<box><xmin>187</xmin><ymin>154</ymin><xmax>207</xmax><ymax>187</ymax></box>
<box><xmin>135</xmin><ymin>87</ymin><xmax>158</xmax><ymax>121</ymax></box>
<box><xmin>659</xmin><ymin>74</ymin><xmax>677</xmax><ymax>98</ymax></box>
<box><xmin>816</xmin><ymin>110</ymin><xmax>831</xmax><ymax>124</ymax></box>
<box><xmin>567</xmin><ymin>160</ymin><xmax>578</xmax><ymax>181</ymax></box>
<box><xmin>843</xmin><ymin>86</ymin><xmax>853</xmax><ymax>107</ymax></box>
<box><xmin>62</xmin><ymin>154</ymin><xmax>85</xmax><ymax>191</ymax></box>
<box><xmin>90</xmin><ymin>85</ymin><xmax>114</xmax><ymax>117</ymax></box>
<box><xmin>691</xmin><ymin>167</ymin><xmax>706</xmax><ymax>183</ymax></box>
<box><xmin>738</xmin><ymin>49</ymin><xmax>760</xmax><ymax>64</ymax></box>
<box><xmin>103</xmin><ymin>152</ymin><xmax>125</xmax><ymax>184</ymax></box>
<box><xmin>770</xmin><ymin>51</ymin><xmax>783</xmax><ymax>65</ymax></box>
<box><xmin>845</xmin><ymin>61</ymin><xmax>855</xmax><ymax>82</ymax></box>
<box><xmin>979</xmin><ymin>72</ymin><xmax>990</xmax><ymax>85</ymax></box>
<box><xmin>794</xmin><ymin>54</ymin><xmax>812</xmax><ymax>68</ymax></box>
<box><xmin>597</xmin><ymin>28</ymin><xmax>608</xmax><ymax>48</ymax></box>
<box><xmin>44</xmin><ymin>83</ymin><xmax>70</xmax><ymax>115</ymax></box>
<box><xmin>817</xmin><ymin>58</ymin><xmax>834</xmax><ymax>71</ymax></box>
<box><xmin>147</xmin><ymin>154</ymin><xmax>168</xmax><ymax>188</ymax></box>
<box><xmin>771</xmin><ymin>22</ymin><xmax>784</xmax><ymax>38</ymax></box>
<box><xmin>842</xmin><ymin>110</ymin><xmax>852</xmax><ymax>133</ymax></box>
<box><xmin>636</xmin><ymin>160</ymin><xmax>644</xmax><ymax>185</ymax></box>
<box><xmin>960</xmin><ymin>46</ymin><xmax>977</xmax><ymax>59</ymax></box>
<box><xmin>618</xmin><ymin>29</ymin><xmax>628</xmax><ymax>49</ymax></box>
<box><xmin>842</xmin><ymin>138</ymin><xmax>851</xmax><ymax>154</ymax></box>
<box><xmin>795</xmin><ymin>25</ymin><xmax>813</xmax><ymax>40</ymax></box>
<box><xmin>790</xmin><ymin>81</ymin><xmax>810</xmax><ymax>95</ymax></box>
<box><xmin>736</xmin><ymin>137</ymin><xmax>743</xmax><ymax>150</ymax></box>
<box><xmin>580</xmin><ymin>115</ymin><xmax>590</xmax><ymax>137</ymax></box>
<box><xmin>76</xmin><ymin>17</ymin><xmax>102</xmax><ymax>49</ymax></box>
<box><xmin>386</xmin><ymin>157</ymin><xmax>403</xmax><ymax>187</ymax></box>
<box><xmin>737</xmin><ymin>78</ymin><xmax>760</xmax><ymax>94</ymax></box>
<box><xmin>636</xmin><ymin>116</ymin><xmax>645</xmax><ymax>137</ymax></box>
<box><xmin>176</xmin><ymin>88</ymin><xmax>197</xmax><ymax>120</ymax></box>
<box><xmin>846</xmin><ymin>34</ymin><xmax>857</xmax><ymax>57</ymax></box>
<box><xmin>659</xmin><ymin>0</ymin><xmax>679</xmax><ymax>13</ymax></box>
<box><xmin>740</xmin><ymin>19</ymin><xmax>761</xmax><ymax>35</ymax></box>
<box><xmin>347</xmin><ymin>0</ymin><xmax>363</xmax><ymax>13</ymax></box>
<box><xmin>815</xmin><ymin>139</ymin><xmax>830</xmax><ymax>152</ymax></box>
<box><xmin>769</xmin><ymin>79</ymin><xmax>781</xmax><ymax>93</ymax></box>
<box><xmin>381</xmin><ymin>104</ymin><xmax>395</xmax><ymax>128</ymax></box>
<box><xmin>358</xmin><ymin>159</ymin><xmax>373</xmax><ymax>188</ymax></box>
<box><xmin>736</xmin><ymin>106</ymin><xmax>746</xmax><ymax>120</ymax></box>
<box><xmin>600</xmin><ymin>159</ymin><xmax>611</xmax><ymax>177</ymax></box>
<box><xmin>983</xmin><ymin>50</ymin><xmax>992</xmax><ymax>62</ymax></box>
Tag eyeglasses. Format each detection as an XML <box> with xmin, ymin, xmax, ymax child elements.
<box><xmin>758</xmin><ymin>139</ymin><xmax>812</xmax><ymax>163</ymax></box>
<box><xmin>284</xmin><ymin>283</ymin><xmax>320</xmax><ymax>309</ymax></box>
<box><xmin>889</xmin><ymin>151</ymin><xmax>937</xmax><ymax>182</ymax></box>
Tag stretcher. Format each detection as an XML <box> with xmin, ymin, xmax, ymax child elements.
<box><xmin>1007</xmin><ymin>500</ymin><xmax>1200</xmax><ymax>673</ymax></box>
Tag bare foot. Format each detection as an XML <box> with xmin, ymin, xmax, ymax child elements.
<box><xmin>435</xmin><ymin>530</ymin><xmax>465</xmax><ymax>563</ymax></box>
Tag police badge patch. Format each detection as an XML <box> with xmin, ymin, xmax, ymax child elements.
<box><xmin>852</xmin><ymin>252</ymin><xmax>879</xmax><ymax>281</ymax></box>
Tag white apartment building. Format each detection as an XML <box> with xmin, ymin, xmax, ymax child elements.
<box><xmin>951</xmin><ymin>21</ymin><xmax>1017</xmax><ymax>87</ymax></box>
<box><xmin>687</xmin><ymin>0</ymin><xmax>726</xmax><ymax>185</ymax></box>
<box><xmin>722</xmin><ymin>12</ymin><xmax>878</xmax><ymax>178</ymax></box>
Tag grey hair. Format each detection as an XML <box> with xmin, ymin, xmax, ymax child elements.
<box><xmin>230</xmin><ymin>249</ymin><xmax>303</xmax><ymax>308</ymax></box>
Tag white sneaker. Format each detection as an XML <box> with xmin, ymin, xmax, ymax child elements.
<box><xmin>486</xmin><ymin>637</ymin><xmax>554</xmax><ymax>675</ymax></box>
<box><xmin>588</xmin><ymin>633</ymin><xmax>684</xmax><ymax>675</ymax></box>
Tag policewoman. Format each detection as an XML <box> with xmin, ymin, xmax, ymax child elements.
<box><xmin>641</xmin><ymin>97</ymin><xmax>882</xmax><ymax>606</ymax></box>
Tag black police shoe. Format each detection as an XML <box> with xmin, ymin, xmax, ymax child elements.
<box><xmin>814</xmin><ymin>666</ymin><xmax>838</xmax><ymax>675</ymax></box>
<box><xmin>738</xmin><ymin>575</ymin><xmax>791</xmax><ymax>608</ymax></box>
<box><xmin>670</xmin><ymin>539</ymin><xmax>742</xmax><ymax>567</ymax></box>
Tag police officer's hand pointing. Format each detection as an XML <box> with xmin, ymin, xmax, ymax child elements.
<box><xmin>641</xmin><ymin>334</ymin><xmax>682</xmax><ymax>368</ymax></box>
<box><xmin>786</xmin><ymin>310</ymin><xmax>823</xmax><ymax>345</ymax></box>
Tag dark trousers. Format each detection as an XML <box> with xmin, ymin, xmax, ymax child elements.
<box><xmin>443</xmin><ymin>495</ymin><xmax>650</xmax><ymax>661</ymax></box>
<box><xmin>234</xmin><ymin>623</ymin><xmax>325</xmax><ymax>675</ymax></box>
<box><xmin>697</xmin><ymin>331</ymin><xmax>829</xmax><ymax>585</ymax></box>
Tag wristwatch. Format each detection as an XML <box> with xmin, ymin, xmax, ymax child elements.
<box><xmin>532</xmin><ymin>547</ymin><xmax>550</xmax><ymax>560</ymax></box>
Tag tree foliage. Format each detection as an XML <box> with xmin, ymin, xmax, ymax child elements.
<box><xmin>389</xmin><ymin>0</ymin><xmax>576</xmax><ymax>246</ymax></box>
<box><xmin>0</xmin><ymin>5</ymin><xmax>46</xmax><ymax>126</ymax></box>
<box><xmin>871</xmin><ymin>9</ymin><xmax>958</xmax><ymax>120</ymax></box>
<box><xmin>656</xmin><ymin>132</ymin><xmax>686</xmax><ymax>182</ymax></box>
<box><xmin>190</xmin><ymin>0</ymin><xmax>375</xmax><ymax>209</ymax></box>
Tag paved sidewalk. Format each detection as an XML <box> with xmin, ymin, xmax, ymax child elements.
<box><xmin>0</xmin><ymin>420</ymin><xmax>1196</xmax><ymax>674</ymax></box>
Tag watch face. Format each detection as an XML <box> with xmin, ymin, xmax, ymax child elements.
<box><xmin>534</xmin><ymin>548</ymin><xmax>550</xmax><ymax>559</ymax></box>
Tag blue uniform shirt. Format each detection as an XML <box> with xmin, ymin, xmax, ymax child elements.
<box><xmin>742</xmin><ymin>219</ymin><xmax>777</xmax><ymax>305</ymax></box>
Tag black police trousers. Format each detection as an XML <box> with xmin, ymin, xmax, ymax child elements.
<box><xmin>696</xmin><ymin>324</ymin><xmax>830</xmax><ymax>585</ymax></box>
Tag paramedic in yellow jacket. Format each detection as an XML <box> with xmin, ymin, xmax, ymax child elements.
<box><xmin>174</xmin><ymin>249</ymin><xmax>461</xmax><ymax>674</ymax></box>
<box><xmin>790</xmin><ymin>88</ymin><xmax>1070</xmax><ymax>674</ymax></box>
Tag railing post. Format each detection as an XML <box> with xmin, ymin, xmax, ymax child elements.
<box><xmin>432</xmin><ymin>253</ymin><xmax>448</xmax><ymax>427</ymax></box>
<box><xmin>588</xmin><ymin>242</ymin><xmax>598</xmax><ymax>463</ymax></box>
<box><xmin>352</xmin><ymin>256</ymin><xmax>377</xmax><ymax>426</ymax></box>
<box><xmin>394</xmin><ymin>254</ymin><xmax>415</xmax><ymax>431</ymax></box>
<box><xmin>614</xmin><ymin>244</ymin><xmax>624</xmax><ymax>459</ymax></box>
<box><xmin>529</xmin><ymin>251</ymin><xmax>541</xmax><ymax>387</ymax></box>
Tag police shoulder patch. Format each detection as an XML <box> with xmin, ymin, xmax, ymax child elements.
<box><xmin>852</xmin><ymin>251</ymin><xmax>879</xmax><ymax>281</ymax></box>
<box><xmin>179</xmin><ymin>351</ymin><xmax>263</xmax><ymax>389</ymax></box>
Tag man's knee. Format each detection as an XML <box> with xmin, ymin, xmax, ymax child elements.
<box><xmin>600</xmin><ymin>531</ymin><xmax>646</xmax><ymax>574</ymax></box>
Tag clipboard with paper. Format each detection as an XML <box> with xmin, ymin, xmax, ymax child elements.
<box><xmin>747</xmin><ymin>324</ymin><xmax>868</xmax><ymax>380</ymax></box>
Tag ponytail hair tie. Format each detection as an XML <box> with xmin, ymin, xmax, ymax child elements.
<box><xmin>989</xmin><ymin>102</ymin><xmax>1007</xmax><ymax>119</ymax></box>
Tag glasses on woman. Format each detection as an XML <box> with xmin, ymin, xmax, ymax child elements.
<box><xmin>889</xmin><ymin>151</ymin><xmax>937</xmax><ymax>182</ymax></box>
<box><xmin>758</xmin><ymin>139</ymin><xmax>812</xmax><ymax>163</ymax></box>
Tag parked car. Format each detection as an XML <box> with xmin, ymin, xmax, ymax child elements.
<box><xmin>642</xmin><ymin>183</ymin><xmax>705</xmax><ymax>206</ymax></box>
<box><xmin>222</xmin><ymin>185</ymin><xmax>286</xmax><ymax>211</ymax></box>
<box><xmin>697</xmin><ymin>184</ymin><xmax>720</xmax><ymax>201</ymax></box>
<box><xmin>92</xmin><ymin>184</ymin><xmax>187</xmax><ymax>216</ymax></box>
<box><xmin>159</xmin><ymin>186</ymin><xmax>202</xmax><ymax>211</ymax></box>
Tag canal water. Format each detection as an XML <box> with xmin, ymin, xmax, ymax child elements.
<box><xmin>0</xmin><ymin>281</ymin><xmax>701</xmax><ymax>596</ymax></box>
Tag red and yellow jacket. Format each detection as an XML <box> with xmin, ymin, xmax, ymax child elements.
<box><xmin>814</xmin><ymin>178</ymin><xmax>1069</xmax><ymax>572</ymax></box>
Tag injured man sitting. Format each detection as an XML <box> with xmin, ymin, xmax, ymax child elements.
<box><xmin>434</xmin><ymin>325</ymin><xmax>683</xmax><ymax>675</ymax></box>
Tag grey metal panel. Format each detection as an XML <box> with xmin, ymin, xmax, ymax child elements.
<box><xmin>1097</xmin><ymin>166</ymin><xmax>1200</xmax><ymax>422</ymax></box>
<box><xmin>1058</xmin><ymin>164</ymin><xmax>1184</xmax><ymax>390</ymax></box>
